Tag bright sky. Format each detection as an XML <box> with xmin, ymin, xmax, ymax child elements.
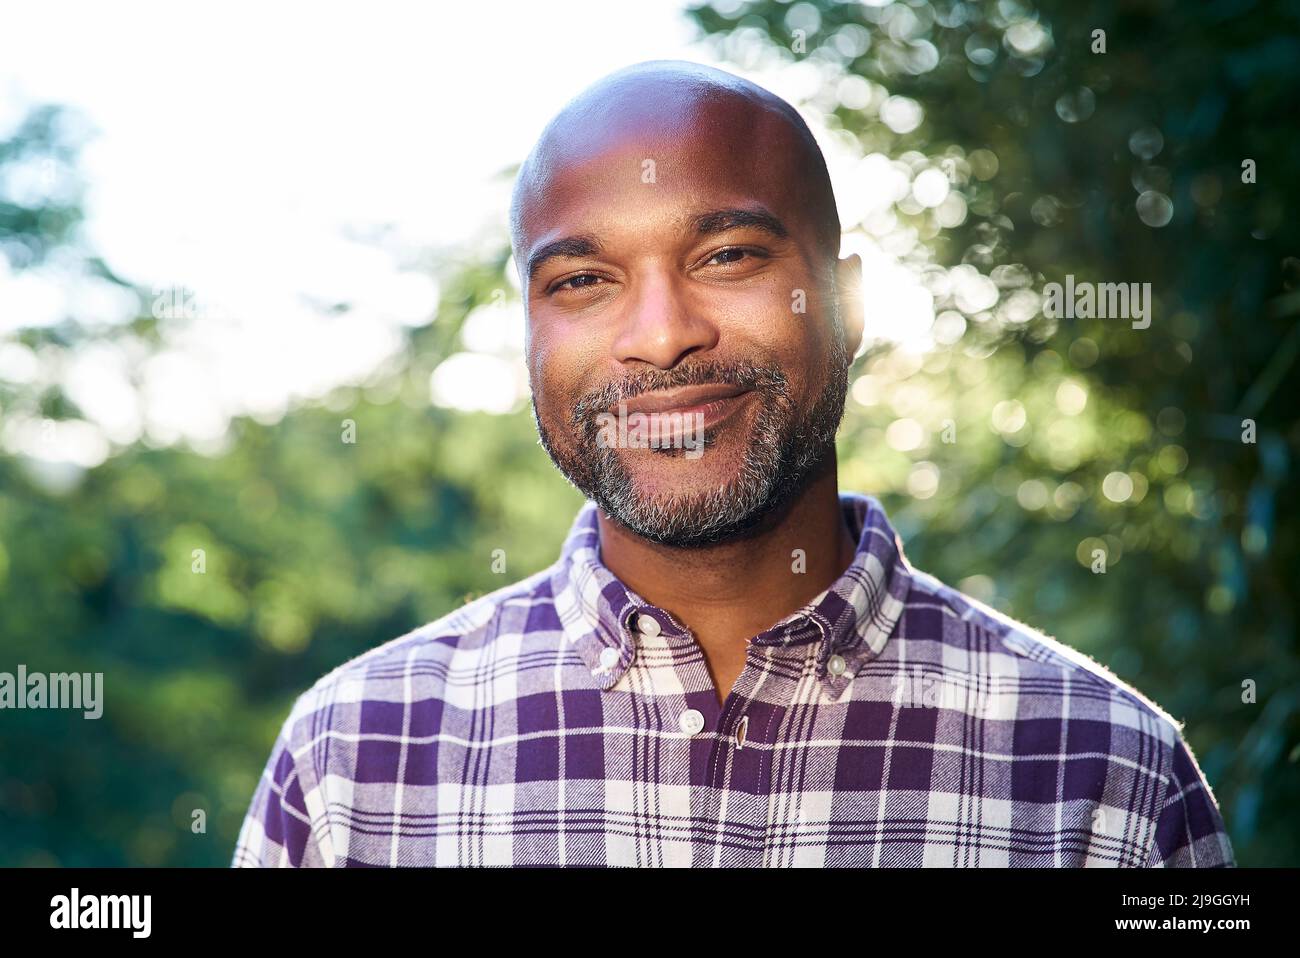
<box><xmin>0</xmin><ymin>0</ymin><xmax>941</xmax><ymax>471</ymax></box>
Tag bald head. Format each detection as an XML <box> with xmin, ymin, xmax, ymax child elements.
<box><xmin>509</xmin><ymin>60</ymin><xmax>842</xmax><ymax>275</ymax></box>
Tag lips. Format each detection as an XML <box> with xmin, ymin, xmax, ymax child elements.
<box><xmin>614</xmin><ymin>383</ymin><xmax>751</xmax><ymax>416</ymax></box>
<box><xmin>603</xmin><ymin>384</ymin><xmax>756</xmax><ymax>441</ymax></box>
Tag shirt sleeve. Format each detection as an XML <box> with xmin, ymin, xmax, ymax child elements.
<box><xmin>231</xmin><ymin>717</ymin><xmax>331</xmax><ymax>867</ymax></box>
<box><xmin>1146</xmin><ymin>732</ymin><xmax>1236</xmax><ymax>867</ymax></box>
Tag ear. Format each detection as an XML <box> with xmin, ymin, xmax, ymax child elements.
<box><xmin>834</xmin><ymin>252</ymin><xmax>863</xmax><ymax>359</ymax></box>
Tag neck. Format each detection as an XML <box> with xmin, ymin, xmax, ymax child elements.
<box><xmin>596</xmin><ymin>457</ymin><xmax>857</xmax><ymax>652</ymax></box>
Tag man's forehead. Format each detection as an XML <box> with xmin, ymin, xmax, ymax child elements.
<box><xmin>515</xmin><ymin>104</ymin><xmax>807</xmax><ymax>252</ymax></box>
<box><xmin>510</xmin><ymin>61</ymin><xmax>840</xmax><ymax>269</ymax></box>
<box><xmin>530</xmin><ymin>80</ymin><xmax>786</xmax><ymax>163</ymax></box>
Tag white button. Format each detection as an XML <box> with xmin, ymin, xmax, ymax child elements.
<box><xmin>827</xmin><ymin>654</ymin><xmax>847</xmax><ymax>676</ymax></box>
<box><xmin>636</xmin><ymin>613</ymin><xmax>662</xmax><ymax>638</ymax></box>
<box><xmin>678</xmin><ymin>708</ymin><xmax>705</xmax><ymax>735</ymax></box>
<box><xmin>599</xmin><ymin>646</ymin><xmax>620</xmax><ymax>669</ymax></box>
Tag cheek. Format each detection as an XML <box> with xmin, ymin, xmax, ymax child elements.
<box><xmin>707</xmin><ymin>286</ymin><xmax>831</xmax><ymax>387</ymax></box>
<box><xmin>527</xmin><ymin>322</ymin><xmax>604</xmax><ymax>418</ymax></box>
<box><xmin>782</xmin><ymin>285</ymin><xmax>843</xmax><ymax>369</ymax></box>
<box><xmin>528</xmin><ymin>355</ymin><xmax>564</xmax><ymax>422</ymax></box>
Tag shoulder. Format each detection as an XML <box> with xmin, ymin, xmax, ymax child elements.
<box><xmin>235</xmin><ymin>567</ymin><xmax>563</xmax><ymax>866</ymax></box>
<box><xmin>278</xmin><ymin>565</ymin><xmax>558</xmax><ymax>742</ymax></box>
<box><xmin>900</xmin><ymin>565</ymin><xmax>1233</xmax><ymax>865</ymax></box>
<box><xmin>903</xmin><ymin>565</ymin><xmax>1187</xmax><ymax>754</ymax></box>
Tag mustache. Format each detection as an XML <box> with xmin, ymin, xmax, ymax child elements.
<box><xmin>569</xmin><ymin>360</ymin><xmax>789</xmax><ymax>427</ymax></box>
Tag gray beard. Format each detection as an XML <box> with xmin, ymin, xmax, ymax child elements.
<box><xmin>532</xmin><ymin>316</ymin><xmax>851</xmax><ymax>549</ymax></box>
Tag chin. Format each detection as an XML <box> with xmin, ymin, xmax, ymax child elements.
<box><xmin>596</xmin><ymin>474</ymin><xmax>785</xmax><ymax>549</ymax></box>
<box><xmin>612</xmin><ymin>502</ymin><xmax>778</xmax><ymax>549</ymax></box>
<box><xmin>624</xmin><ymin>461</ymin><xmax>740</xmax><ymax>496</ymax></box>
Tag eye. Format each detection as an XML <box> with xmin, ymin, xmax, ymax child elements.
<box><xmin>702</xmin><ymin>246</ymin><xmax>766</xmax><ymax>268</ymax></box>
<box><xmin>549</xmin><ymin>273</ymin><xmax>606</xmax><ymax>294</ymax></box>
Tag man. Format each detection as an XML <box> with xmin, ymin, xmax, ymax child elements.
<box><xmin>234</xmin><ymin>61</ymin><xmax>1234</xmax><ymax>867</ymax></box>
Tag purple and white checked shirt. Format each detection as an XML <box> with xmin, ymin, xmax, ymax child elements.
<box><xmin>233</xmin><ymin>492</ymin><xmax>1235</xmax><ymax>867</ymax></box>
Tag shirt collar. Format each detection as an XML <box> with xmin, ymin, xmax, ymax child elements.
<box><xmin>551</xmin><ymin>491</ymin><xmax>912</xmax><ymax>699</ymax></box>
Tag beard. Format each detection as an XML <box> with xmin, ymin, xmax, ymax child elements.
<box><xmin>531</xmin><ymin>311</ymin><xmax>851</xmax><ymax>549</ymax></box>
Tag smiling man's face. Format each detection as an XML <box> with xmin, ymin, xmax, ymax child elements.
<box><xmin>513</xmin><ymin>62</ymin><xmax>861</xmax><ymax>547</ymax></box>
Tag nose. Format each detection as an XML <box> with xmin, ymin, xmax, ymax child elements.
<box><xmin>611</xmin><ymin>269</ymin><xmax>718</xmax><ymax>369</ymax></box>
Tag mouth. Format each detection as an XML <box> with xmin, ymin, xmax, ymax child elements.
<box><xmin>612</xmin><ymin>384</ymin><xmax>753</xmax><ymax>424</ymax></box>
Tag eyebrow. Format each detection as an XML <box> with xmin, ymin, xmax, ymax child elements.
<box><xmin>525</xmin><ymin>206</ymin><xmax>790</xmax><ymax>281</ymax></box>
<box><xmin>690</xmin><ymin>207</ymin><xmax>789</xmax><ymax>240</ymax></box>
<box><xmin>526</xmin><ymin>235</ymin><xmax>602</xmax><ymax>281</ymax></box>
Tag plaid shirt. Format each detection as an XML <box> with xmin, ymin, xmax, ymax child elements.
<box><xmin>233</xmin><ymin>492</ymin><xmax>1235</xmax><ymax>867</ymax></box>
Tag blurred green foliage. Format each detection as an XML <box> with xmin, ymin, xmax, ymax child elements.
<box><xmin>2</xmin><ymin>0</ymin><xmax>1297</xmax><ymax>865</ymax></box>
